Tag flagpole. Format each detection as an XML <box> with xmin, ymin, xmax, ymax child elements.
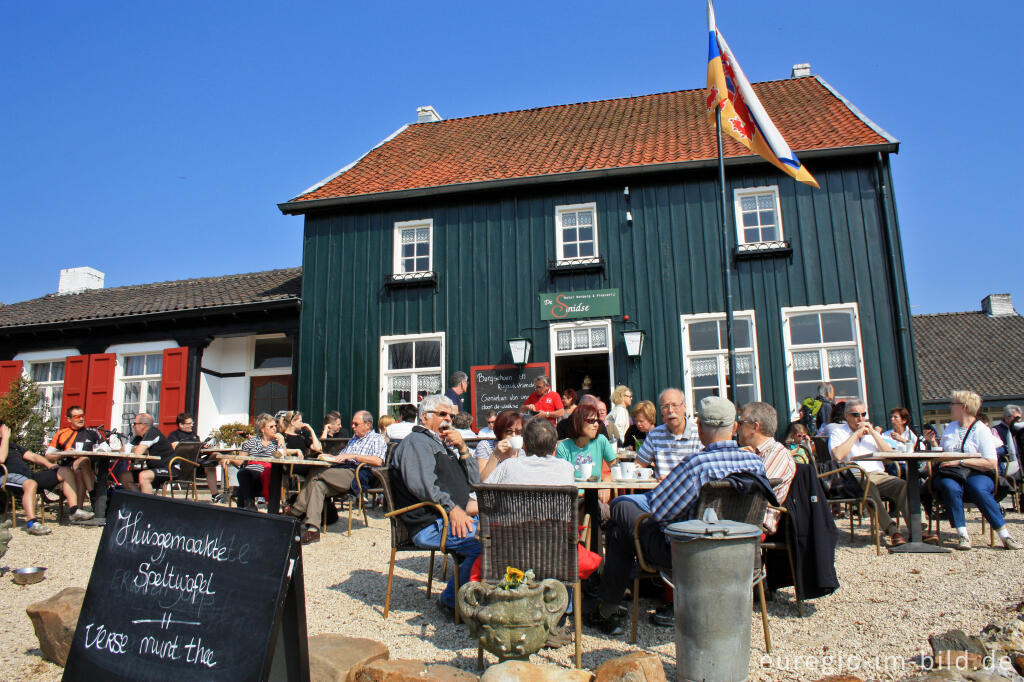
<box><xmin>716</xmin><ymin>104</ymin><xmax>738</xmax><ymax>403</ymax></box>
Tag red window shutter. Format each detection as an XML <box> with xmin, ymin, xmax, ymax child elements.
<box><xmin>0</xmin><ymin>360</ymin><xmax>24</xmax><ymax>400</ymax></box>
<box><xmin>84</xmin><ymin>354</ymin><xmax>117</xmax><ymax>431</ymax></box>
<box><xmin>158</xmin><ymin>347</ymin><xmax>189</xmax><ymax>435</ymax></box>
<box><xmin>60</xmin><ymin>355</ymin><xmax>90</xmax><ymax>428</ymax></box>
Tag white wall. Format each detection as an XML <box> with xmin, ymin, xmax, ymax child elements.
<box><xmin>197</xmin><ymin>336</ymin><xmax>253</xmax><ymax>437</ymax></box>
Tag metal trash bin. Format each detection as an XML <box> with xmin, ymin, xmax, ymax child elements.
<box><xmin>664</xmin><ymin>508</ymin><xmax>761</xmax><ymax>682</ymax></box>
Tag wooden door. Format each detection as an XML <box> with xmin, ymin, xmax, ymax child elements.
<box><xmin>249</xmin><ymin>375</ymin><xmax>292</xmax><ymax>423</ymax></box>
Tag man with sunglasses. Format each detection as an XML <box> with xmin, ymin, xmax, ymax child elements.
<box><xmin>829</xmin><ymin>398</ymin><xmax>909</xmax><ymax>547</ymax></box>
<box><xmin>389</xmin><ymin>394</ymin><xmax>480</xmax><ymax>619</ymax></box>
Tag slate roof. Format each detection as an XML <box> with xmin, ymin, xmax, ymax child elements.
<box><xmin>913</xmin><ymin>311</ymin><xmax>1024</xmax><ymax>402</ymax></box>
<box><xmin>0</xmin><ymin>267</ymin><xmax>301</xmax><ymax>329</ymax></box>
<box><xmin>285</xmin><ymin>75</ymin><xmax>895</xmax><ymax>208</ymax></box>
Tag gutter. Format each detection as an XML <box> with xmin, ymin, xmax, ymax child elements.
<box><xmin>278</xmin><ymin>143</ymin><xmax>899</xmax><ymax>215</ymax></box>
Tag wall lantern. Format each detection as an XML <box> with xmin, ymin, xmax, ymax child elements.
<box><xmin>507</xmin><ymin>337</ymin><xmax>532</xmax><ymax>365</ymax></box>
<box><xmin>623</xmin><ymin>329</ymin><xmax>646</xmax><ymax>358</ymax></box>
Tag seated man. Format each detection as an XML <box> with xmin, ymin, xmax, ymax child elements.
<box><xmin>735</xmin><ymin>401</ymin><xmax>797</xmax><ymax>534</ymax></box>
<box><xmin>588</xmin><ymin>396</ymin><xmax>767</xmax><ymax>635</ymax></box>
<box><xmin>635</xmin><ymin>388</ymin><xmax>702</xmax><ymax>480</ymax></box>
<box><xmin>385</xmin><ymin>403</ymin><xmax>418</xmax><ymax>443</ymax></box>
<box><xmin>828</xmin><ymin>397</ymin><xmax>909</xmax><ymax>547</ymax></box>
<box><xmin>486</xmin><ymin>417</ymin><xmax>574</xmax><ymax>485</ymax></box>
<box><xmin>390</xmin><ymin>394</ymin><xmax>480</xmax><ymax>616</ymax></box>
<box><xmin>452</xmin><ymin>412</ymin><xmax>478</xmax><ymax>440</ymax></box>
<box><xmin>130</xmin><ymin>413</ymin><xmax>176</xmax><ymax>495</ymax></box>
<box><xmin>168</xmin><ymin>412</ymin><xmax>213</xmax><ymax>499</ymax></box>
<box><xmin>287</xmin><ymin>410</ymin><xmax>386</xmax><ymax>544</ymax></box>
<box><xmin>1</xmin><ymin>422</ymin><xmax>75</xmax><ymax>534</ymax></box>
<box><xmin>45</xmin><ymin>405</ymin><xmax>103</xmax><ymax>521</ymax></box>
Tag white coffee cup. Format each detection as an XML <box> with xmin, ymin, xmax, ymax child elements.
<box><xmin>619</xmin><ymin>462</ymin><xmax>638</xmax><ymax>479</ymax></box>
<box><xmin>611</xmin><ymin>464</ymin><xmax>623</xmax><ymax>480</ymax></box>
<box><xmin>574</xmin><ymin>460</ymin><xmax>594</xmax><ymax>481</ymax></box>
<box><xmin>507</xmin><ymin>435</ymin><xmax>523</xmax><ymax>451</ymax></box>
<box><xmin>636</xmin><ymin>468</ymin><xmax>654</xmax><ymax>480</ymax></box>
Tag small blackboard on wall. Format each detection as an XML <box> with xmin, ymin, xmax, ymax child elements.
<box><xmin>63</xmin><ymin>491</ymin><xmax>308</xmax><ymax>682</ymax></box>
<box><xmin>470</xmin><ymin>362</ymin><xmax>550</xmax><ymax>428</ymax></box>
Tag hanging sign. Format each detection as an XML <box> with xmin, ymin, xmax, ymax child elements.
<box><xmin>539</xmin><ymin>289</ymin><xmax>621</xmax><ymax>321</ymax></box>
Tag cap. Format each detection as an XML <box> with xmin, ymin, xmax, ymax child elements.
<box><xmin>697</xmin><ymin>396</ymin><xmax>736</xmax><ymax>427</ymax></box>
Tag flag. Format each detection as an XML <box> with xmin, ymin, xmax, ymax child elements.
<box><xmin>706</xmin><ymin>0</ymin><xmax>819</xmax><ymax>188</ymax></box>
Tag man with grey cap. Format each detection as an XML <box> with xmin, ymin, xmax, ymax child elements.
<box><xmin>586</xmin><ymin>395</ymin><xmax>767</xmax><ymax>635</ymax></box>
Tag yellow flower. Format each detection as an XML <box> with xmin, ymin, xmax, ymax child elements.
<box><xmin>505</xmin><ymin>567</ymin><xmax>525</xmax><ymax>583</ymax></box>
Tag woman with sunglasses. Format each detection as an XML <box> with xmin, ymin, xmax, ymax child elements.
<box><xmin>475</xmin><ymin>409</ymin><xmax>524</xmax><ymax>478</ymax></box>
<box><xmin>229</xmin><ymin>413</ymin><xmax>284</xmax><ymax>511</ymax></box>
<box><xmin>555</xmin><ymin>403</ymin><xmax>617</xmax><ymax>503</ymax></box>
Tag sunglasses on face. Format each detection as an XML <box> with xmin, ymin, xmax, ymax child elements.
<box><xmin>584</xmin><ymin>418</ymin><xmax>601</xmax><ymax>425</ymax></box>
<box><xmin>848</xmin><ymin>411</ymin><xmax>867</xmax><ymax>418</ymax></box>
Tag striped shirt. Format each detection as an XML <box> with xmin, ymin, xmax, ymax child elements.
<box><xmin>635</xmin><ymin>421</ymin><xmax>702</xmax><ymax>479</ymax></box>
<box><xmin>755</xmin><ymin>438</ymin><xmax>796</xmax><ymax>534</ymax></box>
<box><xmin>650</xmin><ymin>440</ymin><xmax>766</xmax><ymax>525</ymax></box>
<box><xmin>241</xmin><ymin>436</ymin><xmax>280</xmax><ymax>473</ymax></box>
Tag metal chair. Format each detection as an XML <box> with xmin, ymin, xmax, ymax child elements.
<box><xmin>161</xmin><ymin>442</ymin><xmax>202</xmax><ymax>501</ymax></box>
<box><xmin>926</xmin><ymin>464</ymin><xmax>997</xmax><ymax>547</ymax></box>
<box><xmin>630</xmin><ymin>480</ymin><xmax>773</xmax><ymax>650</ymax></box>
<box><xmin>2</xmin><ymin>462</ymin><xmax>65</xmax><ymax>526</ymax></box>
<box><xmin>473</xmin><ymin>484</ymin><xmax>584</xmax><ymax>668</ymax></box>
<box><xmin>375</xmin><ymin>466</ymin><xmax>461</xmax><ymax>622</ymax></box>
<box><xmin>813</xmin><ymin>439</ymin><xmax>881</xmax><ymax>554</ymax></box>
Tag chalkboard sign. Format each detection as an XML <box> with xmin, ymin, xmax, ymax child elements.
<box><xmin>470</xmin><ymin>362</ymin><xmax>550</xmax><ymax>428</ymax></box>
<box><xmin>64</xmin><ymin>491</ymin><xmax>308</xmax><ymax>682</ymax></box>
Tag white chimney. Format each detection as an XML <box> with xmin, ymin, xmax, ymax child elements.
<box><xmin>58</xmin><ymin>266</ymin><xmax>105</xmax><ymax>295</ymax></box>
<box><xmin>981</xmin><ymin>293</ymin><xmax>1015</xmax><ymax>317</ymax></box>
<box><xmin>791</xmin><ymin>63</ymin><xmax>811</xmax><ymax>78</ymax></box>
<box><xmin>416</xmin><ymin>105</ymin><xmax>442</xmax><ymax>124</ymax></box>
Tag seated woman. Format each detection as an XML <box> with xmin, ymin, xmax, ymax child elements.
<box><xmin>555</xmin><ymin>403</ymin><xmax>617</xmax><ymax>505</ymax></box>
<box><xmin>475</xmin><ymin>410</ymin><xmax>524</xmax><ymax>478</ymax></box>
<box><xmin>882</xmin><ymin>406</ymin><xmax>919</xmax><ymax>478</ymax></box>
<box><xmin>622</xmin><ymin>400</ymin><xmax>656</xmax><ymax>451</ymax></box>
<box><xmin>280</xmin><ymin>410</ymin><xmax>321</xmax><ymax>479</ymax></box>
<box><xmin>783</xmin><ymin>422</ymin><xmax>815</xmax><ymax>465</ymax></box>
<box><xmin>934</xmin><ymin>390</ymin><xmax>1020</xmax><ymax>551</ymax></box>
<box><xmin>230</xmin><ymin>413</ymin><xmax>283</xmax><ymax>511</ymax></box>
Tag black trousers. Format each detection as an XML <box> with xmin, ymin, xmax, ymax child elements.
<box><xmin>236</xmin><ymin>468</ymin><xmax>262</xmax><ymax>507</ymax></box>
<box><xmin>597</xmin><ymin>498</ymin><xmax>672</xmax><ymax>606</ymax></box>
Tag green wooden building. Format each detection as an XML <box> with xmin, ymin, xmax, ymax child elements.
<box><xmin>279</xmin><ymin>72</ymin><xmax>921</xmax><ymax>431</ymax></box>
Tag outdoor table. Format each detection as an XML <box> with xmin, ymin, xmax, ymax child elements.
<box><xmin>576</xmin><ymin>478</ymin><xmax>659</xmax><ymax>554</ymax></box>
<box><xmin>56</xmin><ymin>450</ymin><xmax>162</xmax><ymax>510</ymax></box>
<box><xmin>216</xmin><ymin>453</ymin><xmax>330</xmax><ymax>514</ymax></box>
<box><xmin>854</xmin><ymin>451</ymin><xmax>964</xmax><ymax>554</ymax></box>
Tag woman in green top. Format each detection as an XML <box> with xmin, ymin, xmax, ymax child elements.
<box><xmin>555</xmin><ymin>403</ymin><xmax>617</xmax><ymax>503</ymax></box>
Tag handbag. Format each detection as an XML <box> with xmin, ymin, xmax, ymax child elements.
<box><xmin>935</xmin><ymin>420</ymin><xmax>977</xmax><ymax>485</ymax></box>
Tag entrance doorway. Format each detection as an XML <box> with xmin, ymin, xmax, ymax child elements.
<box><xmin>549</xmin><ymin>320</ymin><xmax>614</xmax><ymax>406</ymax></box>
<box><xmin>250</xmin><ymin>375</ymin><xmax>291</xmax><ymax>423</ymax></box>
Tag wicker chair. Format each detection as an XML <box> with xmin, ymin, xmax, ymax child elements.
<box><xmin>472</xmin><ymin>484</ymin><xmax>584</xmax><ymax>668</ymax></box>
<box><xmin>630</xmin><ymin>480</ymin><xmax>774</xmax><ymax>650</ymax></box>
<box><xmin>160</xmin><ymin>441</ymin><xmax>202</xmax><ymax>501</ymax></box>
<box><xmin>376</xmin><ymin>466</ymin><xmax>462</xmax><ymax>622</ymax></box>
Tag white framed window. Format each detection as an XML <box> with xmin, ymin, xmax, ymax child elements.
<box><xmin>30</xmin><ymin>360</ymin><xmax>65</xmax><ymax>425</ymax></box>
<box><xmin>681</xmin><ymin>311</ymin><xmax>760</xmax><ymax>409</ymax></box>
<box><xmin>782</xmin><ymin>303</ymin><xmax>867</xmax><ymax>411</ymax></box>
<box><xmin>393</xmin><ymin>219</ymin><xmax>433</xmax><ymax>276</ymax></box>
<box><xmin>250</xmin><ymin>334</ymin><xmax>293</xmax><ymax>376</ymax></box>
<box><xmin>379</xmin><ymin>333</ymin><xmax>444</xmax><ymax>418</ymax></box>
<box><xmin>555</xmin><ymin>202</ymin><xmax>599</xmax><ymax>262</ymax></box>
<box><xmin>734</xmin><ymin>186</ymin><xmax>783</xmax><ymax>246</ymax></box>
<box><xmin>548</xmin><ymin>319</ymin><xmax>615</xmax><ymax>395</ymax></box>
<box><xmin>121</xmin><ymin>353</ymin><xmax>162</xmax><ymax>433</ymax></box>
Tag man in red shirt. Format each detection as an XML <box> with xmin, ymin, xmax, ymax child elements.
<box><xmin>521</xmin><ymin>375</ymin><xmax>565</xmax><ymax>426</ymax></box>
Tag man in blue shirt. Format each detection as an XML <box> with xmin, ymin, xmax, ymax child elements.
<box><xmin>445</xmin><ymin>371</ymin><xmax>468</xmax><ymax>413</ymax></box>
<box><xmin>586</xmin><ymin>396</ymin><xmax>766</xmax><ymax>635</ymax></box>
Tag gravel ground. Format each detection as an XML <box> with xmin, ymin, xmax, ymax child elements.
<box><xmin>2</xmin><ymin>504</ymin><xmax>1023</xmax><ymax>682</ymax></box>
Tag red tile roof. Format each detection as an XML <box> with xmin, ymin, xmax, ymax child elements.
<box><xmin>286</xmin><ymin>75</ymin><xmax>894</xmax><ymax>207</ymax></box>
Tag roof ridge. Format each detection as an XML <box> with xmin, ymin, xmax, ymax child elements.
<box><xmin>415</xmin><ymin>77</ymin><xmax>819</xmax><ymax>126</ymax></box>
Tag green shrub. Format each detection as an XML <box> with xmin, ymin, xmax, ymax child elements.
<box><xmin>0</xmin><ymin>375</ymin><xmax>56</xmax><ymax>451</ymax></box>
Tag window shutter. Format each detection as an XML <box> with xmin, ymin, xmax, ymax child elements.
<box><xmin>158</xmin><ymin>347</ymin><xmax>189</xmax><ymax>435</ymax></box>
<box><xmin>85</xmin><ymin>354</ymin><xmax>117</xmax><ymax>431</ymax></box>
<box><xmin>60</xmin><ymin>355</ymin><xmax>90</xmax><ymax>428</ymax></box>
<box><xmin>0</xmin><ymin>360</ymin><xmax>24</xmax><ymax>401</ymax></box>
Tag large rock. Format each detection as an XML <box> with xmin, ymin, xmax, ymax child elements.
<box><xmin>352</xmin><ymin>659</ymin><xmax>478</xmax><ymax>681</ymax></box>
<box><xmin>25</xmin><ymin>587</ymin><xmax>86</xmax><ymax>666</ymax></box>
<box><xmin>593</xmin><ymin>652</ymin><xmax>665</xmax><ymax>682</ymax></box>
<box><xmin>307</xmin><ymin>634</ymin><xmax>389</xmax><ymax>682</ymax></box>
<box><xmin>480</xmin><ymin>661</ymin><xmax>591</xmax><ymax>681</ymax></box>
<box><xmin>930</xmin><ymin>630</ymin><xmax>988</xmax><ymax>657</ymax></box>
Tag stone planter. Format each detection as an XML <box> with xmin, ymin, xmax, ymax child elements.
<box><xmin>457</xmin><ymin>579</ymin><xmax>568</xmax><ymax>662</ymax></box>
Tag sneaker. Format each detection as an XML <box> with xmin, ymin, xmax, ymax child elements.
<box><xmin>70</xmin><ymin>508</ymin><xmax>95</xmax><ymax>522</ymax></box>
<box><xmin>210</xmin><ymin>493</ymin><xmax>224</xmax><ymax>504</ymax></box>
<box><xmin>255</xmin><ymin>497</ymin><xmax>267</xmax><ymax>511</ymax></box>
<box><xmin>1003</xmin><ymin>536</ymin><xmax>1022</xmax><ymax>551</ymax></box>
<box><xmin>955</xmin><ymin>535</ymin><xmax>972</xmax><ymax>551</ymax></box>
<box><xmin>584</xmin><ymin>608</ymin><xmax>625</xmax><ymax>636</ymax></box>
<box><xmin>25</xmin><ymin>522</ymin><xmax>52</xmax><ymax>536</ymax></box>
<box><xmin>650</xmin><ymin>604</ymin><xmax>675</xmax><ymax>627</ymax></box>
<box><xmin>78</xmin><ymin>517</ymin><xmax>107</xmax><ymax>527</ymax></box>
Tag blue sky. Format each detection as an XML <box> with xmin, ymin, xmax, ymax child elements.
<box><xmin>2</xmin><ymin>1</ymin><xmax>1021</xmax><ymax>314</ymax></box>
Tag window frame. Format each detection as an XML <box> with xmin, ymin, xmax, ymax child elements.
<box><xmin>680</xmin><ymin>310</ymin><xmax>761</xmax><ymax>410</ymax></box>
<box><xmin>554</xmin><ymin>202</ymin><xmax>599</xmax><ymax>263</ymax></box>
<box><xmin>733</xmin><ymin>185</ymin><xmax>784</xmax><ymax>246</ymax></box>
<box><xmin>119</xmin><ymin>352</ymin><xmax>164</xmax><ymax>433</ymax></box>
<box><xmin>780</xmin><ymin>302</ymin><xmax>868</xmax><ymax>413</ymax></box>
<box><xmin>378</xmin><ymin>332</ymin><xmax>446</xmax><ymax>419</ymax></box>
<box><xmin>548</xmin><ymin>319</ymin><xmax>615</xmax><ymax>394</ymax></box>
<box><xmin>249</xmin><ymin>334</ymin><xmax>293</xmax><ymax>377</ymax></box>
<box><xmin>29</xmin><ymin>359</ymin><xmax>66</xmax><ymax>427</ymax></box>
<box><xmin>392</xmin><ymin>219</ymin><xmax>434</xmax><ymax>277</ymax></box>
